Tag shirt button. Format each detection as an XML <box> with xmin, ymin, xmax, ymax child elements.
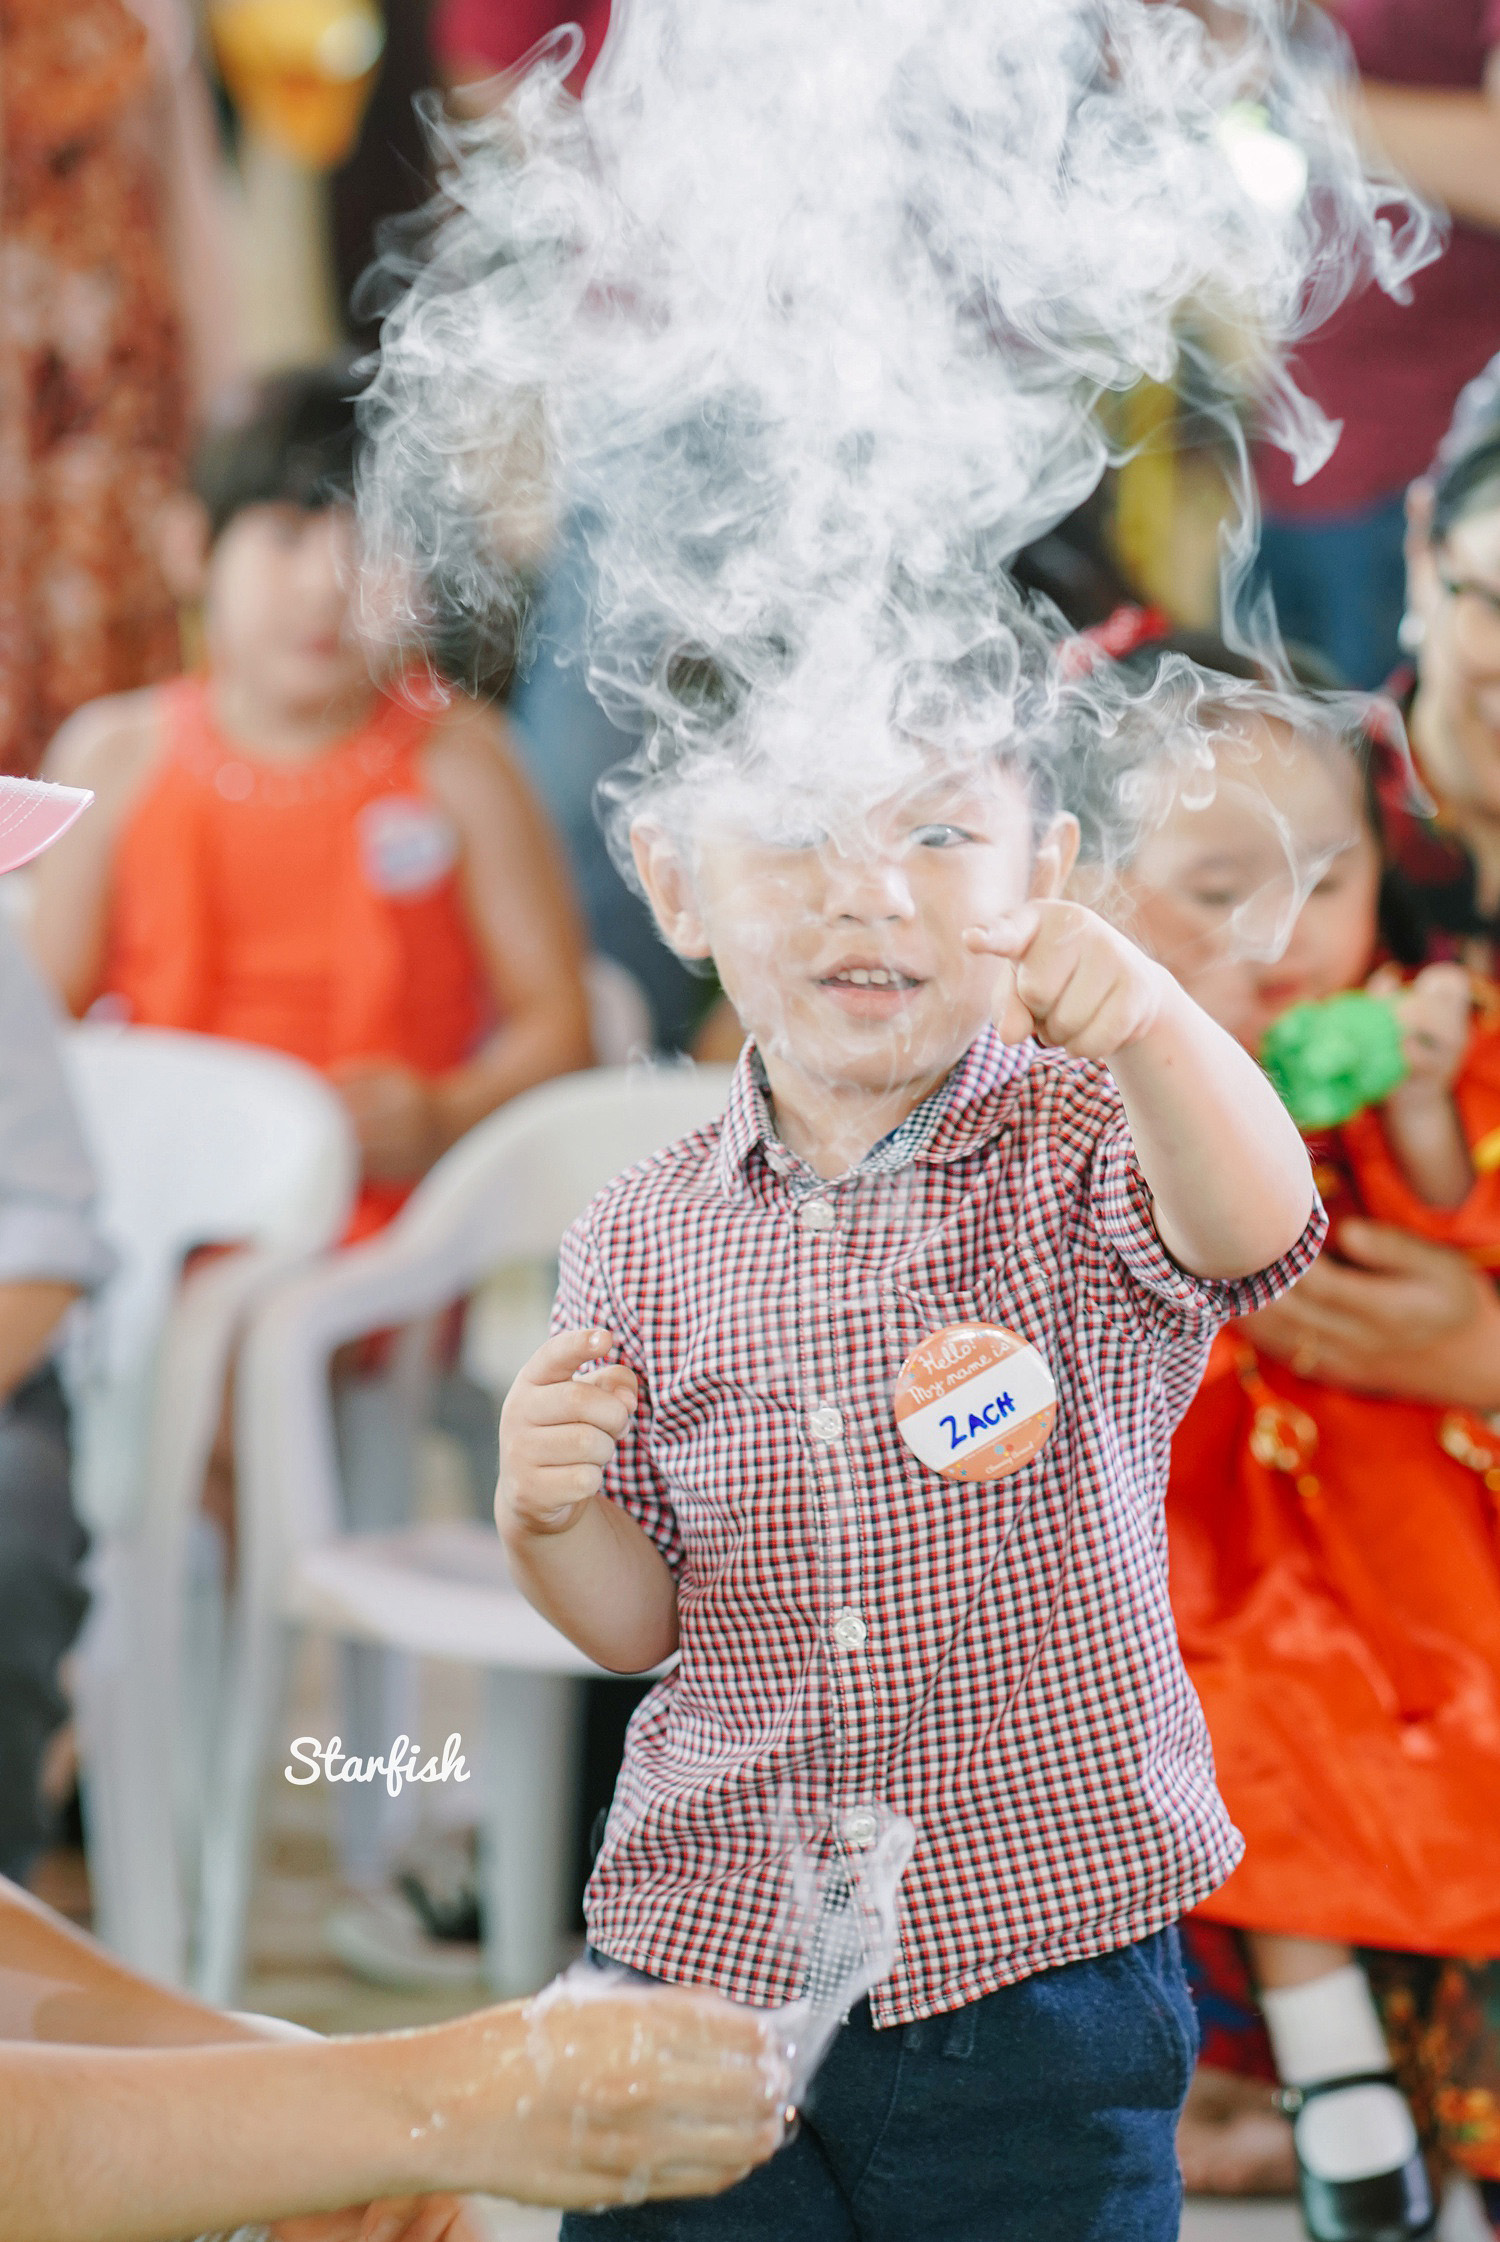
<box><xmin>799</xmin><ymin>1197</ymin><xmax>836</xmax><ymax>1232</ymax></box>
<box><xmin>831</xmin><ymin>1607</ymin><xmax>867</xmax><ymax>1650</ymax></box>
<box><xmin>765</xmin><ymin>1147</ymin><xmax>792</xmax><ymax>1177</ymax></box>
<box><xmin>842</xmin><ymin>1806</ymin><xmax>878</xmax><ymax>1850</ymax></box>
<box><xmin>808</xmin><ymin>1406</ymin><xmax>843</xmax><ymax>1444</ymax></box>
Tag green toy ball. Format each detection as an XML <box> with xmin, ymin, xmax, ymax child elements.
<box><xmin>1260</xmin><ymin>990</ymin><xmax>1408</xmax><ymax>1131</ymax></box>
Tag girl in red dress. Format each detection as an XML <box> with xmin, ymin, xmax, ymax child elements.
<box><xmin>1114</xmin><ymin>691</ymin><xmax>1500</xmax><ymax>2239</ymax></box>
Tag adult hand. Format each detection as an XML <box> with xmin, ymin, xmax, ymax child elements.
<box><xmin>434</xmin><ymin>1979</ymin><xmax>788</xmax><ymax>2209</ymax></box>
<box><xmin>1241</xmin><ymin>1220</ymin><xmax>1500</xmax><ymax>1407</ymax></box>
<box><xmin>328</xmin><ymin>1063</ymin><xmax>447</xmax><ymax>1183</ymax></box>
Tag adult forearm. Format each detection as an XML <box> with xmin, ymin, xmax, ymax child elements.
<box><xmin>0</xmin><ymin>2033</ymin><xmax>456</xmax><ymax>2242</ymax></box>
<box><xmin>1356</xmin><ymin>82</ymin><xmax>1500</xmax><ymax>232</ymax></box>
<box><xmin>502</xmin><ymin>1496</ymin><xmax>679</xmax><ymax>1673</ymax></box>
<box><xmin>1110</xmin><ymin>990</ymin><xmax>1315</xmax><ymax>1279</ymax></box>
<box><xmin>435</xmin><ymin>1005</ymin><xmax>594</xmax><ymax>1151</ymax></box>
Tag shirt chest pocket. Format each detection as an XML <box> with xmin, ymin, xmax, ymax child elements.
<box><xmin>882</xmin><ymin>1182</ymin><xmax>1029</xmax><ymax>1353</ymax></box>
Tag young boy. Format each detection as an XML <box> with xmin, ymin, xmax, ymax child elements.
<box><xmin>497</xmin><ymin>744</ymin><xmax>1322</xmax><ymax>2239</ymax></box>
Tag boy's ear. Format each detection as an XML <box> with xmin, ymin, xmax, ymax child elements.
<box><xmin>1029</xmin><ymin>812</ymin><xmax>1080</xmax><ymax>900</ymax></box>
<box><xmin>156</xmin><ymin>494</ymin><xmax>212</xmax><ymax>604</ymax></box>
<box><xmin>631</xmin><ymin>821</ymin><xmax>713</xmax><ymax>958</ymax></box>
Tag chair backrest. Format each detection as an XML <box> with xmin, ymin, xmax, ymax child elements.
<box><xmin>397</xmin><ymin>1060</ymin><xmax>736</xmax><ymax>1268</ymax></box>
<box><xmin>239</xmin><ymin>1062</ymin><xmax>737</xmax><ymax>1560</ymax></box>
<box><xmin>64</xmin><ymin>1024</ymin><xmax>357</xmax><ymax>1531</ymax></box>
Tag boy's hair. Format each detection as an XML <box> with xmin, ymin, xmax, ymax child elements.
<box><xmin>192</xmin><ymin>366</ymin><xmax>362</xmax><ymax>543</ymax></box>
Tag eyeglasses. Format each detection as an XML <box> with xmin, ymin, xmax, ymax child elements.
<box><xmin>1438</xmin><ymin>572</ymin><xmax>1500</xmax><ymax>621</ymax></box>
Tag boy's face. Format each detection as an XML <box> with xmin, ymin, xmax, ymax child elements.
<box><xmin>1116</xmin><ymin>728</ymin><xmax>1380</xmax><ymax>1052</ymax></box>
<box><xmin>204</xmin><ymin>503</ymin><xmax>373</xmax><ymax>717</ymax></box>
<box><xmin>637</xmin><ymin>762</ymin><xmax>1076</xmax><ymax>1095</ymax></box>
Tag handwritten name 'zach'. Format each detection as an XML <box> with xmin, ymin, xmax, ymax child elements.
<box><xmin>284</xmin><ymin>1732</ymin><xmax>470</xmax><ymax>1800</ymax></box>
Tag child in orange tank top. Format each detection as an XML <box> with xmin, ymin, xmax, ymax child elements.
<box><xmin>1114</xmin><ymin>690</ymin><xmax>1500</xmax><ymax>2232</ymax></box>
<box><xmin>31</xmin><ymin>368</ymin><xmax>592</xmax><ymax>1239</ymax></box>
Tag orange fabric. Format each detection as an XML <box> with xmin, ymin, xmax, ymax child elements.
<box><xmin>103</xmin><ymin>676</ymin><xmax>494</xmax><ymax>1236</ymax></box>
<box><xmin>1170</xmin><ymin>1017</ymin><xmax>1500</xmax><ymax>1957</ymax></box>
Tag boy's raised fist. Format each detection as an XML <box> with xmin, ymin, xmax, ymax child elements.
<box><xmin>965</xmin><ymin>899</ymin><xmax>1168</xmax><ymax>1062</ymax></box>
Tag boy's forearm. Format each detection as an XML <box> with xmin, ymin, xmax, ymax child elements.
<box><xmin>1110</xmin><ymin>985</ymin><xmax>1315</xmax><ymax>1279</ymax></box>
<box><xmin>0</xmin><ymin>2030</ymin><xmax>469</xmax><ymax>2242</ymax></box>
<box><xmin>502</xmin><ymin>1495</ymin><xmax>680</xmax><ymax>1673</ymax></box>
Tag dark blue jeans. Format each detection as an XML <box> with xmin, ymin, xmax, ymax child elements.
<box><xmin>560</xmin><ymin>1928</ymin><xmax>1197</xmax><ymax>2241</ymax></box>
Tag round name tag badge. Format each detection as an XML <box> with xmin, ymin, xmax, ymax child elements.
<box><xmin>894</xmin><ymin>1323</ymin><xmax>1057</xmax><ymax>1484</ymax></box>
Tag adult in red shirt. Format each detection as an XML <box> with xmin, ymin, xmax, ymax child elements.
<box><xmin>1254</xmin><ymin>0</ymin><xmax>1500</xmax><ymax>689</ymax></box>
<box><xmin>430</xmin><ymin>0</ymin><xmax>610</xmax><ymax>101</ymax></box>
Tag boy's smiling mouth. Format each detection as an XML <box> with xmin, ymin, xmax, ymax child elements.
<box><xmin>817</xmin><ymin>958</ymin><xmax>926</xmax><ymax>1014</ymax></box>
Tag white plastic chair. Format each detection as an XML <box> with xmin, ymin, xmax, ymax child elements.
<box><xmin>197</xmin><ymin>1062</ymin><xmax>734</xmax><ymax>2005</ymax></box>
<box><xmin>64</xmin><ymin>1024</ymin><xmax>357</xmax><ymax>1985</ymax></box>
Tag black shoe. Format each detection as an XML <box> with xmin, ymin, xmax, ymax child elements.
<box><xmin>1275</xmin><ymin>2071</ymin><xmax>1436</xmax><ymax>2242</ymax></box>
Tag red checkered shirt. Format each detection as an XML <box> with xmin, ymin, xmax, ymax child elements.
<box><xmin>554</xmin><ymin>1027</ymin><xmax>1324</xmax><ymax>2026</ymax></box>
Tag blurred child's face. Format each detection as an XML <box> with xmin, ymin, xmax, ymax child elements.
<box><xmin>1117</xmin><ymin>728</ymin><xmax>1380</xmax><ymax>1051</ymax></box>
<box><xmin>204</xmin><ymin>503</ymin><xmax>372</xmax><ymax>717</ymax></box>
<box><xmin>636</xmin><ymin>762</ymin><xmax>1076</xmax><ymax>1095</ymax></box>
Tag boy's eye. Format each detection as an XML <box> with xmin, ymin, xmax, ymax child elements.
<box><xmin>910</xmin><ymin>823</ymin><xmax>973</xmax><ymax>849</ymax></box>
<box><xmin>1187</xmin><ymin>887</ymin><xmax>1241</xmax><ymax>911</ymax></box>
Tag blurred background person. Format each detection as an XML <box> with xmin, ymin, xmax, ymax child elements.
<box><xmin>0</xmin><ymin>922</ymin><xmax>113</xmax><ymax>1890</ymax></box>
<box><xmin>421</xmin><ymin>0</ymin><xmax>705</xmax><ymax>1052</ymax></box>
<box><xmin>0</xmin><ymin>0</ymin><xmax>237</xmax><ymax>777</ymax></box>
<box><xmin>29</xmin><ymin>366</ymin><xmax>592</xmax><ymax>1244</ymax></box>
<box><xmin>1252</xmin><ymin>0</ymin><xmax>1500</xmax><ymax>689</ymax></box>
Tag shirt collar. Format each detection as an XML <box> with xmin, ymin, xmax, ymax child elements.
<box><xmin>714</xmin><ymin>1024</ymin><xmax>1033</xmax><ymax>1196</ymax></box>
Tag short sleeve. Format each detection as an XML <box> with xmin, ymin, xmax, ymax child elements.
<box><xmin>0</xmin><ymin>926</ymin><xmax>114</xmax><ymax>1291</ymax></box>
<box><xmin>1089</xmin><ymin>1112</ymin><xmax>1326</xmax><ymax>1330</ymax></box>
<box><xmin>554</xmin><ymin>1215</ymin><xmax>685</xmax><ymax>1573</ymax></box>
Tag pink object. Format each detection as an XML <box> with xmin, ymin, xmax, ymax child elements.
<box><xmin>0</xmin><ymin>779</ymin><xmax>91</xmax><ymax>873</ymax></box>
<box><xmin>431</xmin><ymin>0</ymin><xmax>611</xmax><ymax>92</ymax></box>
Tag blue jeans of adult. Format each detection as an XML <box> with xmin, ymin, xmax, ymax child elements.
<box><xmin>1255</xmin><ymin>488</ymin><xmax>1408</xmax><ymax>691</ymax></box>
<box><xmin>560</xmin><ymin>1927</ymin><xmax>1198</xmax><ymax>2241</ymax></box>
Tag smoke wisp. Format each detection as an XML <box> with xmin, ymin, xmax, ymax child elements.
<box><xmin>359</xmin><ymin>0</ymin><xmax>1432</xmax><ymax>891</ymax></box>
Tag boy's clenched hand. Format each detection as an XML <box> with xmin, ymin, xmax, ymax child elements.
<box><xmin>965</xmin><ymin>900</ymin><xmax>1169</xmax><ymax>1061</ymax></box>
<box><xmin>497</xmin><ymin>1329</ymin><xmax>639</xmax><ymax>1537</ymax></box>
